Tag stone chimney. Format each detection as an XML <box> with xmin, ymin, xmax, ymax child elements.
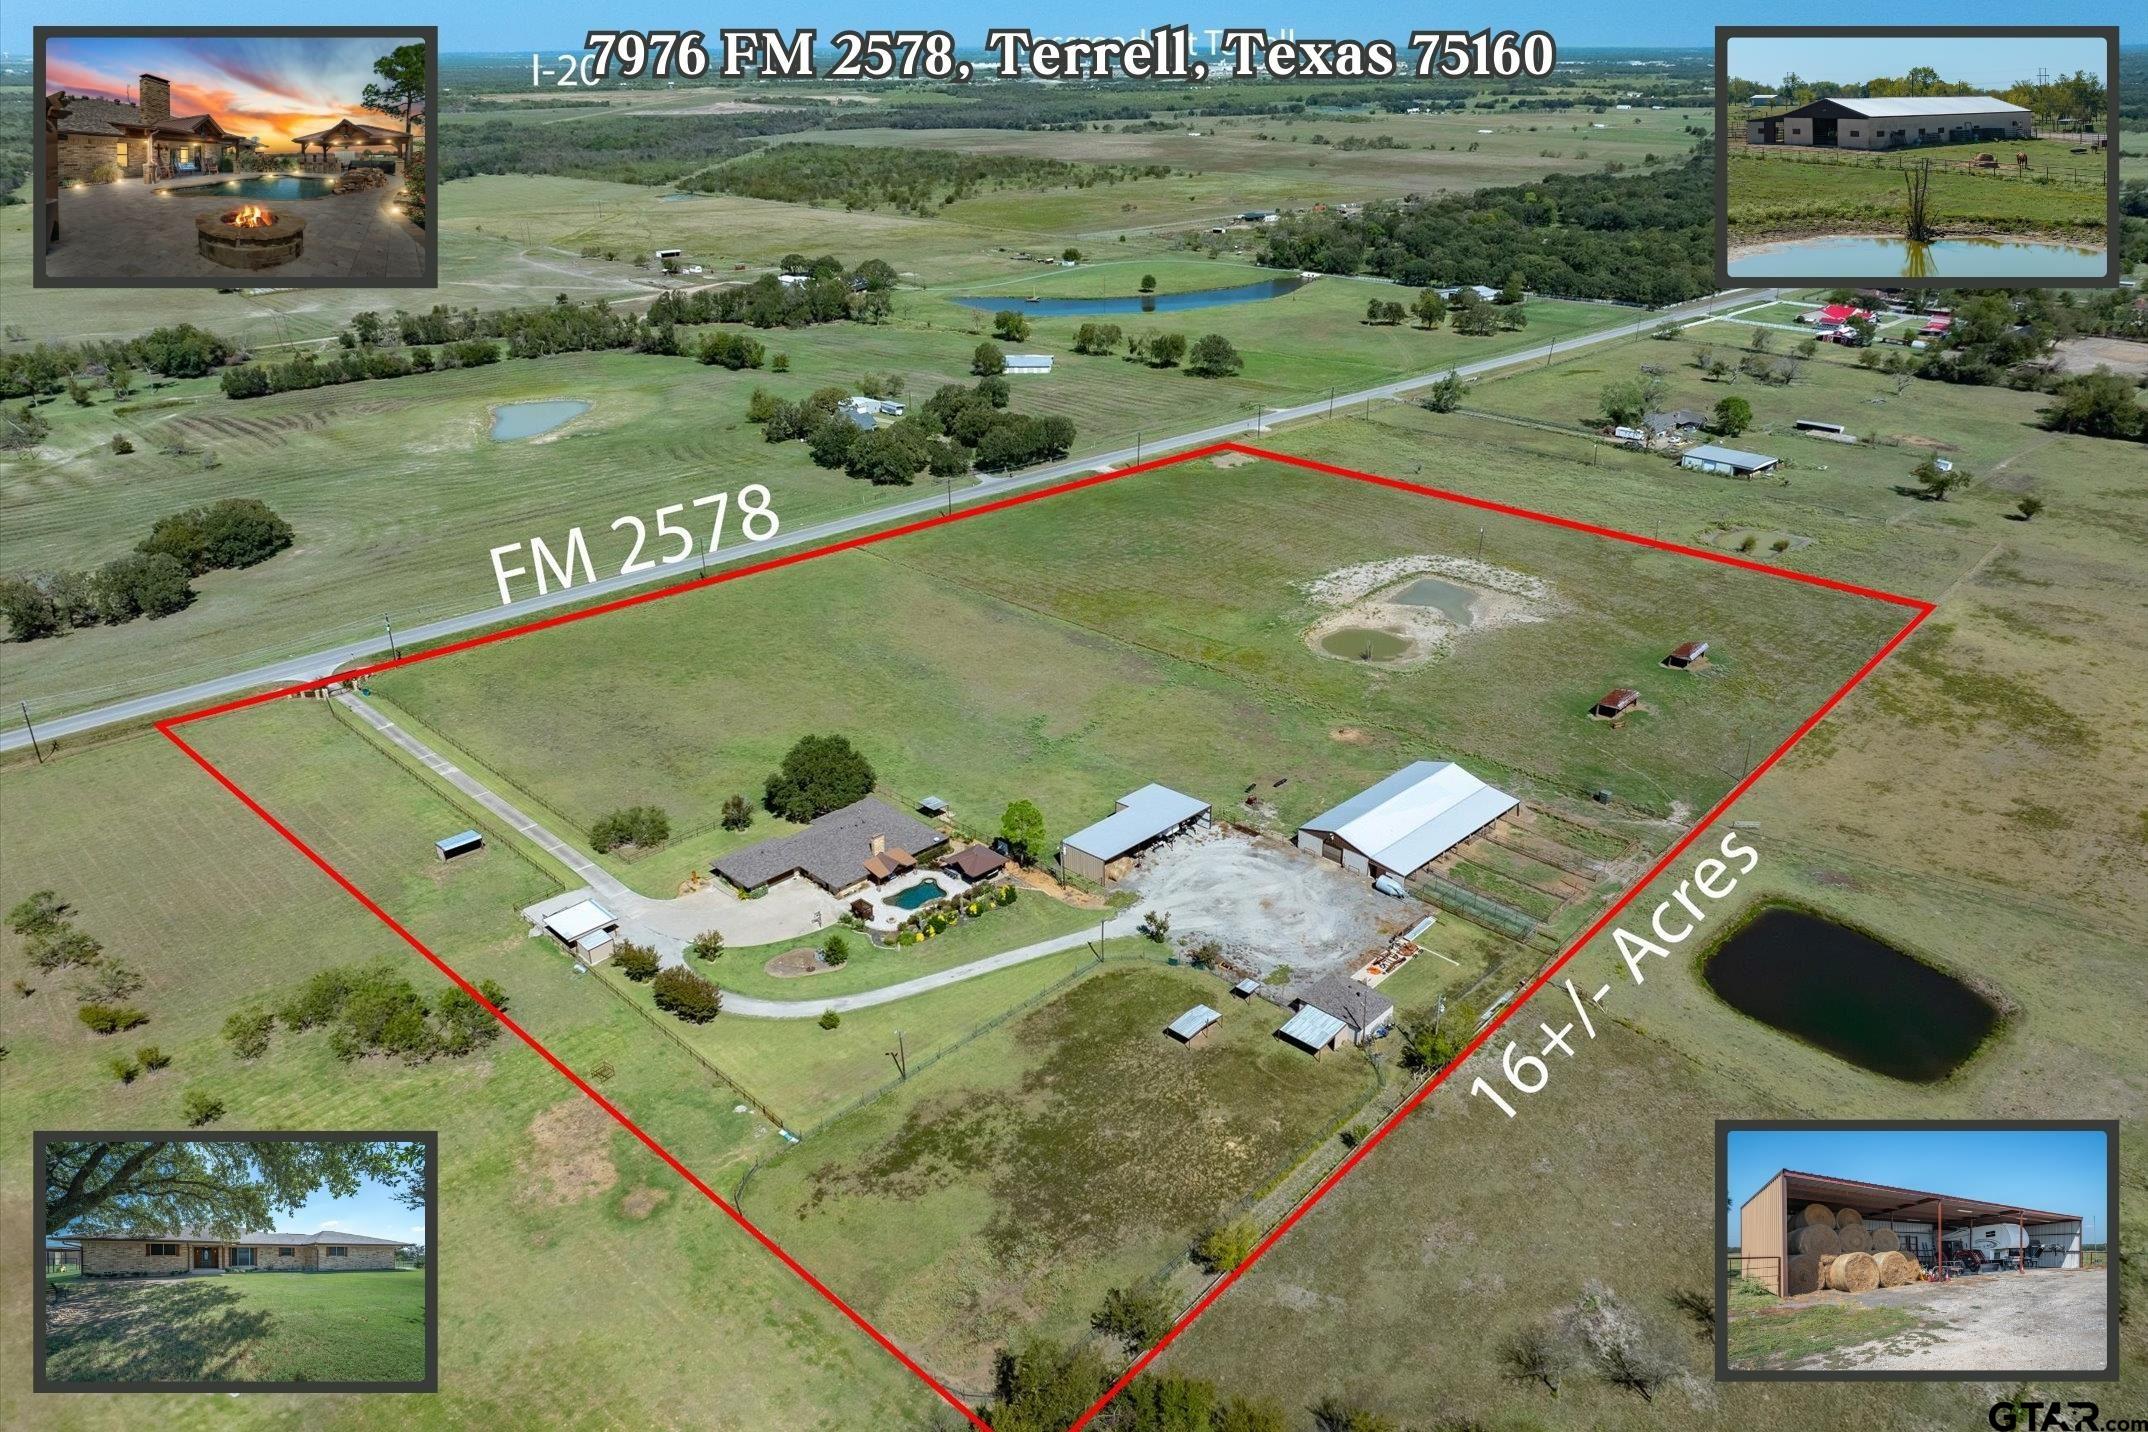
<box><xmin>869</xmin><ymin>833</ymin><xmax>886</xmax><ymax>856</ymax></box>
<box><xmin>139</xmin><ymin>74</ymin><xmax>171</xmax><ymax>126</ymax></box>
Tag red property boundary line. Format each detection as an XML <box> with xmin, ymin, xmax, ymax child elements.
<box><xmin>154</xmin><ymin>442</ymin><xmax>1932</xmax><ymax>1430</ymax></box>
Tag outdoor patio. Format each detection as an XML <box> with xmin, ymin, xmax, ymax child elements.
<box><xmin>44</xmin><ymin>174</ymin><xmax>427</xmax><ymax>282</ymax></box>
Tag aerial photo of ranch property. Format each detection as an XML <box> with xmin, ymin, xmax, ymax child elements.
<box><xmin>3</xmin><ymin>16</ymin><xmax>2146</xmax><ymax>1432</ymax></box>
<box><xmin>40</xmin><ymin>31</ymin><xmax>429</xmax><ymax>283</ymax></box>
<box><xmin>1725</xmin><ymin>34</ymin><xmax>2114</xmax><ymax>280</ymax></box>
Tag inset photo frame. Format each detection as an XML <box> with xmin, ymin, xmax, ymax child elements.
<box><xmin>34</xmin><ymin>26</ymin><xmax>438</xmax><ymax>289</ymax></box>
<box><xmin>1715</xmin><ymin>27</ymin><xmax>2120</xmax><ymax>288</ymax></box>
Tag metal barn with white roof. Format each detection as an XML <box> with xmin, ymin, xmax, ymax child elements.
<box><xmin>1745</xmin><ymin>95</ymin><xmax>2030</xmax><ymax>150</ymax></box>
<box><xmin>542</xmin><ymin>898</ymin><xmax>619</xmax><ymax>957</ymax></box>
<box><xmin>1060</xmin><ymin>784</ymin><xmax>1210</xmax><ymax>884</ymax></box>
<box><xmin>1296</xmin><ymin>761</ymin><xmax>1518</xmax><ymax>883</ymax></box>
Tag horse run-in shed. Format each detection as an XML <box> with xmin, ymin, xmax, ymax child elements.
<box><xmin>435</xmin><ymin>829</ymin><xmax>484</xmax><ymax>861</ymax></box>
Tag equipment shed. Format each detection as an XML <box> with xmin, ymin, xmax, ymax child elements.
<box><xmin>1059</xmin><ymin>784</ymin><xmax>1210</xmax><ymax>884</ymax></box>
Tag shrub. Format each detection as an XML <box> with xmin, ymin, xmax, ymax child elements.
<box><xmin>1092</xmin><ymin>1286</ymin><xmax>1171</xmax><ymax>1354</ymax></box>
<box><xmin>135</xmin><ymin>1044</ymin><xmax>171</xmax><ymax>1072</ymax></box>
<box><xmin>590</xmin><ymin>804</ymin><xmax>669</xmax><ymax>852</ymax></box>
<box><xmin>223</xmin><ymin>1008</ymin><xmax>274</xmax><ymax>1060</ymax></box>
<box><xmin>77</xmin><ymin>1004</ymin><xmax>148</xmax><ymax>1035</ymax></box>
<box><xmin>612</xmin><ymin>942</ymin><xmax>661</xmax><ymax>981</ymax></box>
<box><xmin>720</xmin><ymin>793</ymin><xmax>753</xmax><ymax>830</ymax></box>
<box><xmin>821</xmin><ymin>933</ymin><xmax>850</xmax><ymax>966</ymax></box>
<box><xmin>108</xmin><ymin>1054</ymin><xmax>140</xmax><ymax>1083</ymax></box>
<box><xmin>652</xmin><ymin>966</ymin><xmax>721</xmax><ymax>1022</ymax></box>
<box><xmin>1194</xmin><ymin>1218</ymin><xmax>1258</xmax><ymax>1274</ymax></box>
<box><xmin>995</xmin><ymin>883</ymin><xmax>1017</xmax><ymax>907</ymax></box>
<box><xmin>1138</xmin><ymin>909</ymin><xmax>1171</xmax><ymax>942</ymax></box>
<box><xmin>7</xmin><ymin>890</ymin><xmax>70</xmax><ymax>938</ymax></box>
<box><xmin>2017</xmin><ymin>496</ymin><xmax>2045</xmax><ymax>520</ymax></box>
<box><xmin>110</xmin><ymin>434</ymin><xmax>133</xmax><ymax>454</ymax></box>
<box><xmin>687</xmin><ymin>930</ymin><xmax>725</xmax><ymax>961</ymax></box>
<box><xmin>818</xmin><ymin>1009</ymin><xmax>841</xmax><ymax>1030</ymax></box>
<box><xmin>181</xmin><ymin>1088</ymin><xmax>225</xmax><ymax>1127</ymax></box>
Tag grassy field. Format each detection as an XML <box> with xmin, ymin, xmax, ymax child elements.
<box><xmin>1726</xmin><ymin>139</ymin><xmax>2108</xmax><ymax>242</ymax></box>
<box><xmin>44</xmin><ymin>1270</ymin><xmax>427</xmax><ymax>1384</ymax></box>
<box><xmin>738</xmin><ymin>961</ymin><xmax>1379</xmax><ymax>1388</ymax></box>
<box><xmin>1726</xmin><ymin>1296</ymin><xmax>1927</xmax><ymax>1370</ymax></box>
<box><xmin>0</xmin><ymin>705</ymin><xmax>951</xmax><ymax>1430</ymax></box>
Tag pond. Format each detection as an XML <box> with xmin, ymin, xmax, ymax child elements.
<box><xmin>950</xmin><ymin>275</ymin><xmax>1307</xmax><ymax>317</ymax></box>
<box><xmin>1701</xmin><ymin>904</ymin><xmax>1998</xmax><ymax>1081</ymax></box>
<box><xmin>1729</xmin><ymin>235</ymin><xmax>2105</xmax><ymax>280</ymax></box>
<box><xmin>490</xmin><ymin>399</ymin><xmax>591</xmax><ymax>441</ymax></box>
<box><xmin>1319</xmin><ymin>627</ymin><xmax>1412</xmax><ymax>662</ymax></box>
<box><xmin>1391</xmin><ymin>576</ymin><xmax>1480</xmax><ymax>626</ymax></box>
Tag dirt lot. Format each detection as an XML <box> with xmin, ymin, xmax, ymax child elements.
<box><xmin>1124</xmin><ymin>828</ymin><xmax>1422</xmax><ymax>982</ymax></box>
<box><xmin>2050</xmin><ymin>336</ymin><xmax>2148</xmax><ymax>376</ymax></box>
<box><xmin>1780</xmin><ymin>1270</ymin><xmax>2109</xmax><ymax>1373</ymax></box>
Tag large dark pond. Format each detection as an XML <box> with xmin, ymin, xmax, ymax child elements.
<box><xmin>1701</xmin><ymin>905</ymin><xmax>1998</xmax><ymax>1082</ymax></box>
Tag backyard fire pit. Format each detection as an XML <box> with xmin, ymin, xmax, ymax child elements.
<box><xmin>195</xmin><ymin>203</ymin><xmax>305</xmax><ymax>269</ymax></box>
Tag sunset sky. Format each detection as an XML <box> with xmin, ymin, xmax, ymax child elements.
<box><xmin>46</xmin><ymin>35</ymin><xmax>424</xmax><ymax>151</ymax></box>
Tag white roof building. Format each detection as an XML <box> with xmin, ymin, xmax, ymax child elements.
<box><xmin>1004</xmin><ymin>354</ymin><xmax>1054</xmax><ymax>373</ymax></box>
<box><xmin>1297</xmin><ymin>761</ymin><xmax>1518</xmax><ymax>880</ymax></box>
<box><xmin>542</xmin><ymin>899</ymin><xmax>617</xmax><ymax>951</ymax></box>
<box><xmin>1167</xmin><ymin>1004</ymin><xmax>1221</xmax><ymax>1042</ymax></box>
<box><xmin>1062</xmin><ymin>784</ymin><xmax>1209</xmax><ymax>867</ymax></box>
<box><xmin>1277</xmin><ymin>1004</ymin><xmax>1347</xmax><ymax>1052</ymax></box>
<box><xmin>1820</xmin><ymin>96</ymin><xmax>2029</xmax><ymax>118</ymax></box>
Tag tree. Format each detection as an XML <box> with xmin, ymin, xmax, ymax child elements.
<box><xmin>223</xmin><ymin>1008</ymin><xmax>274</xmax><ymax>1060</ymax></box>
<box><xmin>1310</xmin><ymin>1396</ymin><xmax>1400</xmax><ymax>1432</ymax></box>
<box><xmin>1912</xmin><ymin>456</ymin><xmax>1970</xmax><ymax>501</ymax></box>
<box><xmin>1193</xmin><ymin>1218</ymin><xmax>1258</xmax><ymax>1273</ymax></box>
<box><xmin>992</xmin><ymin>310</ymin><xmax>1032</xmax><ymax>342</ymax></box>
<box><xmin>2039</xmin><ymin>367</ymin><xmax>2146</xmax><ymax>440</ymax></box>
<box><xmin>1186</xmin><ymin>333</ymin><xmax>1243</xmax><ymax>377</ymax></box>
<box><xmin>2016</xmin><ymin>495</ymin><xmax>2045</xmax><ymax>521</ymax></box>
<box><xmin>763</xmin><ymin>734</ymin><xmax>875</xmax><ymax>822</ymax></box>
<box><xmin>1092</xmin><ymin>1286</ymin><xmax>1171</xmax><ymax>1354</ymax></box>
<box><xmin>1419</xmin><ymin>370</ymin><xmax>1466</xmax><ymax>413</ymax></box>
<box><xmin>139</xmin><ymin>498</ymin><xmax>294</xmax><ymax>575</ymax></box>
<box><xmin>612</xmin><ymin>942</ymin><xmax>660</xmax><ymax>981</ymax></box>
<box><xmin>1558</xmin><ymin>1279</ymin><xmax>1685</xmax><ymax>1402</ymax></box>
<box><xmin>1146</xmin><ymin>332</ymin><xmax>1187</xmax><ymax>368</ymax></box>
<box><xmin>1452</xmin><ymin>302</ymin><xmax>1498</xmax><ymax>337</ymax></box>
<box><xmin>720</xmin><ymin>793</ymin><xmax>753</xmax><ymax>831</ymax></box>
<box><xmin>8</xmin><ymin>890</ymin><xmax>71</xmax><ymax>939</ymax></box>
<box><xmin>77</xmin><ymin>1004</ymin><xmax>148</xmax><ymax>1035</ymax></box>
<box><xmin>1503</xmin><ymin>1318</ymin><xmax>1580</xmax><ymax>1396</ymax></box>
<box><xmin>360</xmin><ymin>41</ymin><xmax>428</xmax><ymax>142</ymax></box>
<box><xmin>589</xmin><ymin>805</ymin><xmax>669</xmax><ymax>852</ymax></box>
<box><xmin>1139</xmin><ymin>274</ymin><xmax>1158</xmax><ymax>293</ymax></box>
<box><xmin>92</xmin><ymin>553</ymin><xmax>194</xmax><ymax>622</ymax></box>
<box><xmin>652</xmin><ymin>966</ymin><xmax>721</xmax><ymax>1023</ymax></box>
<box><xmin>1000</xmin><ymin>800</ymin><xmax>1047</xmax><ymax>864</ymax></box>
<box><xmin>1411</xmin><ymin>289</ymin><xmax>1447</xmax><ymax>329</ymax></box>
<box><xmin>844</xmin><ymin>425</ymin><xmax>931</xmax><ymax>486</ymax></box>
<box><xmin>820</xmin><ymin>933</ymin><xmax>850</xmax><ymax>967</ymax></box>
<box><xmin>1599</xmin><ymin>375</ymin><xmax>1664</xmax><ymax>428</ymax></box>
<box><xmin>1710</xmin><ymin>396</ymin><xmax>1752</xmax><ymax>437</ymax></box>
<box><xmin>1138</xmin><ymin>909</ymin><xmax>1171</xmax><ymax>942</ymax></box>
<box><xmin>818</xmin><ymin>1009</ymin><xmax>841</xmax><ymax>1030</ymax></box>
<box><xmin>687</xmin><ymin>930</ymin><xmax>725</xmax><ymax>961</ymax></box>
<box><xmin>971</xmin><ymin>341</ymin><xmax>1005</xmax><ymax>377</ymax></box>
<box><xmin>1497</xmin><ymin>270</ymin><xmax>1525</xmax><ymax>304</ymax></box>
<box><xmin>1061</xmin><ymin>247</ymin><xmax>1082</xmax><ymax>263</ymax></box>
<box><xmin>805</xmin><ymin>416</ymin><xmax>859</xmax><ymax>469</ymax></box>
<box><xmin>181</xmin><ymin>1090</ymin><xmax>226</xmax><ymax>1128</ymax></box>
<box><xmin>44</xmin><ymin>1137</ymin><xmax>424</xmax><ymax>1234</ymax></box>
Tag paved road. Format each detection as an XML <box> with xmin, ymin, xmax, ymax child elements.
<box><xmin>722</xmin><ymin>918</ymin><xmax>1133</xmax><ymax>1019</ymax></box>
<box><xmin>5</xmin><ymin>287</ymin><xmax>1770</xmax><ymax>752</ymax></box>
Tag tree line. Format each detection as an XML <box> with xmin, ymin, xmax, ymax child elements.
<box><xmin>0</xmin><ymin>498</ymin><xmax>292</xmax><ymax>642</ymax></box>
<box><xmin>677</xmin><ymin>142</ymin><xmax>1170</xmax><ymax>215</ymax></box>
<box><xmin>2</xmin><ymin>324</ymin><xmax>232</xmax><ymax>399</ymax></box>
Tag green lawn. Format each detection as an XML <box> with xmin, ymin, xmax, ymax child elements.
<box><xmin>738</xmin><ymin>961</ymin><xmax>1379</xmax><ymax>1386</ymax></box>
<box><xmin>1726</xmin><ymin>1300</ymin><xmax>1930</xmax><ymax>1370</ymax></box>
<box><xmin>44</xmin><ymin>1270</ymin><xmax>428</xmax><ymax>1384</ymax></box>
<box><xmin>1726</xmin><ymin>142</ymin><xmax>2107</xmax><ymax>242</ymax></box>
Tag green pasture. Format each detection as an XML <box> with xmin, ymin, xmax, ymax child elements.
<box><xmin>0</xmin><ymin>705</ymin><xmax>949</xmax><ymax>1429</ymax></box>
<box><xmin>43</xmin><ymin>1269</ymin><xmax>427</xmax><ymax>1384</ymax></box>
<box><xmin>1726</xmin><ymin>148</ymin><xmax>2107</xmax><ymax>240</ymax></box>
<box><xmin>739</xmin><ymin>961</ymin><xmax>1378</xmax><ymax>1386</ymax></box>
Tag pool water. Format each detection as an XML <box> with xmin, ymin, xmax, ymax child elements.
<box><xmin>1391</xmin><ymin>576</ymin><xmax>1480</xmax><ymax>626</ymax></box>
<box><xmin>888</xmin><ymin>879</ymin><xmax>948</xmax><ymax>911</ymax></box>
<box><xmin>1729</xmin><ymin>235</ymin><xmax>2105</xmax><ymax>280</ymax></box>
<box><xmin>197</xmin><ymin>175</ymin><xmax>340</xmax><ymax>202</ymax></box>
<box><xmin>491</xmin><ymin>400</ymin><xmax>592</xmax><ymax>441</ymax></box>
<box><xmin>1701</xmin><ymin>904</ymin><xmax>1998</xmax><ymax>1081</ymax></box>
<box><xmin>951</xmin><ymin>276</ymin><xmax>1306</xmax><ymax>317</ymax></box>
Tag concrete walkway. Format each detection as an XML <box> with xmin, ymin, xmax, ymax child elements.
<box><xmin>8</xmin><ymin>287</ymin><xmax>1773</xmax><ymax>749</ymax></box>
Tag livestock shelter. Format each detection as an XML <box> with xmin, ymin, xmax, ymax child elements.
<box><xmin>1297</xmin><ymin>761</ymin><xmax>1518</xmax><ymax>885</ymax></box>
<box><xmin>1591</xmin><ymin>688</ymin><xmax>1641</xmax><ymax>719</ymax></box>
<box><xmin>1004</xmin><ymin>354</ymin><xmax>1055</xmax><ymax>374</ymax></box>
<box><xmin>1743</xmin><ymin>96</ymin><xmax>2030</xmax><ymax>150</ymax></box>
<box><xmin>1059</xmin><ymin>784</ymin><xmax>1210</xmax><ymax>884</ymax></box>
<box><xmin>434</xmin><ymin>829</ymin><xmax>483</xmax><ymax>861</ymax></box>
<box><xmin>1680</xmin><ymin>444</ymin><xmax>1781</xmax><ymax>478</ymax></box>
<box><xmin>1737</xmin><ymin>1168</ymin><xmax>2084</xmax><ymax>1295</ymax></box>
<box><xmin>1277</xmin><ymin>1003</ymin><xmax>1349</xmax><ymax>1054</ymax></box>
<box><xmin>1166</xmin><ymin>1004</ymin><xmax>1221</xmax><ymax>1044</ymax></box>
<box><xmin>1664</xmin><ymin>641</ymin><xmax>1709</xmax><ymax>669</ymax></box>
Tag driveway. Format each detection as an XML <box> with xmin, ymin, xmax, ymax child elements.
<box><xmin>1790</xmin><ymin>1270</ymin><xmax>2108</xmax><ymax>1373</ymax></box>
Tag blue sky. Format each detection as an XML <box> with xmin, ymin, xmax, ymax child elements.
<box><xmin>1727</xmin><ymin>1128</ymin><xmax>2110</xmax><ymax>1247</ymax></box>
<box><xmin>7</xmin><ymin>4</ymin><xmax>2131</xmax><ymax>57</ymax></box>
<box><xmin>1728</xmin><ymin>35</ymin><xmax>2109</xmax><ymax>90</ymax></box>
<box><xmin>279</xmin><ymin>1168</ymin><xmax>428</xmax><ymax>1246</ymax></box>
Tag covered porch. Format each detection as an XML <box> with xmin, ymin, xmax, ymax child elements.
<box><xmin>290</xmin><ymin>117</ymin><xmax>417</xmax><ymax>173</ymax></box>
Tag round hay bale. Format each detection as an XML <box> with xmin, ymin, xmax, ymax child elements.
<box><xmin>1836</xmin><ymin>1224</ymin><xmax>1871</xmax><ymax>1253</ymax></box>
<box><xmin>1798</xmin><ymin>1203</ymin><xmax>1836</xmax><ymax>1228</ymax></box>
<box><xmin>1825</xmin><ymin>1251</ymin><xmax>1880</xmax><ymax>1292</ymax></box>
<box><xmin>1786</xmin><ymin>1252</ymin><xmax>1824</xmax><ymax>1295</ymax></box>
<box><xmin>1866</xmin><ymin>1228</ymin><xmax>1901</xmax><ymax>1254</ymax></box>
<box><xmin>1877</xmin><ymin>1251</ymin><xmax>1919</xmax><ymax>1287</ymax></box>
<box><xmin>1835</xmin><ymin>1206</ymin><xmax>1865</xmax><ymax>1226</ymax></box>
<box><xmin>1792</xmin><ymin>1224</ymin><xmax>1841</xmax><ymax>1256</ymax></box>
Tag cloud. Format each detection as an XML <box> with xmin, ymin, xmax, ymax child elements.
<box><xmin>318</xmin><ymin>1220</ymin><xmax>347</xmax><ymax>1230</ymax></box>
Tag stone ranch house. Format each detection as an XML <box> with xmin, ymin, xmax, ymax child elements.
<box><xmin>52</xmin><ymin>74</ymin><xmax>259</xmax><ymax>184</ymax></box>
<box><xmin>75</xmin><ymin>1229</ymin><xmax>402</xmax><ymax>1276</ymax></box>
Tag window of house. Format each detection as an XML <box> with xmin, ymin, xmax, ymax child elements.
<box><xmin>232</xmin><ymin>1248</ymin><xmax>255</xmax><ymax>1267</ymax></box>
<box><xmin>279</xmin><ymin>1247</ymin><xmax>295</xmax><ymax>1257</ymax></box>
<box><xmin>115</xmin><ymin>142</ymin><xmax>127</xmax><ymax>164</ymax></box>
<box><xmin>328</xmin><ymin>1246</ymin><xmax>348</xmax><ymax>1257</ymax></box>
<box><xmin>147</xmin><ymin>1242</ymin><xmax>177</xmax><ymax>1256</ymax></box>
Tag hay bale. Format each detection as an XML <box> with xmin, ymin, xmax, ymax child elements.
<box><xmin>1866</xmin><ymin>1228</ymin><xmax>1900</xmax><ymax>1254</ymax></box>
<box><xmin>1877</xmin><ymin>1251</ymin><xmax>1919</xmax><ymax>1287</ymax></box>
<box><xmin>1786</xmin><ymin>1252</ymin><xmax>1824</xmax><ymax>1295</ymax></box>
<box><xmin>1792</xmin><ymin>1224</ymin><xmax>1841</xmax><ymax>1256</ymax></box>
<box><xmin>1825</xmin><ymin>1251</ymin><xmax>1880</xmax><ymax>1292</ymax></box>
<box><xmin>1835</xmin><ymin>1206</ymin><xmax>1864</xmax><ymax>1226</ymax></box>
<box><xmin>1836</xmin><ymin>1224</ymin><xmax>1871</xmax><ymax>1253</ymax></box>
<box><xmin>1797</xmin><ymin>1203</ymin><xmax>1836</xmax><ymax>1228</ymax></box>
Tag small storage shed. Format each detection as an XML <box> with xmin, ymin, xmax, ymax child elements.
<box><xmin>1004</xmin><ymin>354</ymin><xmax>1054</xmax><ymax>375</ymax></box>
<box><xmin>435</xmin><ymin>829</ymin><xmax>484</xmax><ymax>861</ymax></box>
<box><xmin>1663</xmin><ymin>641</ymin><xmax>1709</xmax><ymax>669</ymax></box>
<box><xmin>1167</xmin><ymin>1004</ymin><xmax>1221</xmax><ymax>1044</ymax></box>
<box><xmin>542</xmin><ymin>899</ymin><xmax>619</xmax><ymax>957</ymax></box>
<box><xmin>1591</xmin><ymin>688</ymin><xmax>1641</xmax><ymax>719</ymax></box>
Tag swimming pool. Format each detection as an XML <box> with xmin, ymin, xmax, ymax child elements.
<box><xmin>188</xmin><ymin>175</ymin><xmax>340</xmax><ymax>202</ymax></box>
<box><xmin>887</xmin><ymin>879</ymin><xmax>949</xmax><ymax>911</ymax></box>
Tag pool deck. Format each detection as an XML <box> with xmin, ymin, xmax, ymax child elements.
<box><xmin>865</xmin><ymin>868</ymin><xmax>973</xmax><ymax>932</ymax></box>
<box><xmin>44</xmin><ymin>175</ymin><xmax>428</xmax><ymax>282</ymax></box>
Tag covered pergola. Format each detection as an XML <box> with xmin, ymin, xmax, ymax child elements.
<box><xmin>290</xmin><ymin>117</ymin><xmax>418</xmax><ymax>172</ymax></box>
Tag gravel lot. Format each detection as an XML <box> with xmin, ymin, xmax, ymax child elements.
<box><xmin>1800</xmin><ymin>1270</ymin><xmax>2109</xmax><ymax>1373</ymax></box>
<box><xmin>1123</xmin><ymin>828</ymin><xmax>1423</xmax><ymax>982</ymax></box>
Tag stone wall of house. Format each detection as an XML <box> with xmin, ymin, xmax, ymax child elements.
<box><xmin>317</xmin><ymin>1243</ymin><xmax>398</xmax><ymax>1271</ymax></box>
<box><xmin>57</xmin><ymin>135</ymin><xmax>140</xmax><ymax>184</ymax></box>
<box><xmin>80</xmin><ymin>1240</ymin><xmax>193</xmax><ymax>1276</ymax></box>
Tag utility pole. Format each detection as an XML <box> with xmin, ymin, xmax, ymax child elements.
<box><xmin>888</xmin><ymin>1029</ymin><xmax>908</xmax><ymax>1080</ymax></box>
<box><xmin>382</xmin><ymin>615</ymin><xmax>401</xmax><ymax>661</ymax></box>
<box><xmin>19</xmin><ymin>701</ymin><xmax>44</xmax><ymax>764</ymax></box>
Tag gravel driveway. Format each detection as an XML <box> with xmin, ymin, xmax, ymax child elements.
<box><xmin>1801</xmin><ymin>1270</ymin><xmax>2109</xmax><ymax>1373</ymax></box>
